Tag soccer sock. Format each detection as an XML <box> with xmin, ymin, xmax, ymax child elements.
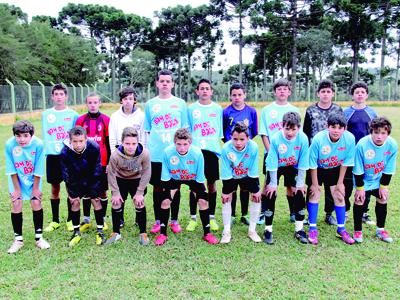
<box><xmin>67</xmin><ymin>197</ymin><xmax>73</xmax><ymax>222</ymax></box>
<box><xmin>199</xmin><ymin>208</ymin><xmax>210</xmax><ymax>235</ymax></box>
<box><xmin>94</xmin><ymin>209</ymin><xmax>104</xmax><ymax>232</ymax></box>
<box><xmin>231</xmin><ymin>191</ymin><xmax>237</xmax><ymax>217</ymax></box>
<box><xmin>294</xmin><ymin>191</ymin><xmax>305</xmax><ymax>232</ymax></box>
<box><xmin>71</xmin><ymin>210</ymin><xmax>80</xmax><ymax>235</ymax></box>
<box><xmin>363</xmin><ymin>194</ymin><xmax>371</xmax><ymax>214</ymax></box>
<box><xmin>260</xmin><ymin>194</ymin><xmax>267</xmax><ymax>216</ymax></box>
<box><xmin>286</xmin><ymin>195</ymin><xmax>295</xmax><ymax>215</ymax></box>
<box><xmin>307</xmin><ymin>202</ymin><xmax>319</xmax><ymax>231</ymax></box>
<box><xmin>240</xmin><ymin>190</ymin><xmax>249</xmax><ymax>216</ymax></box>
<box><xmin>120</xmin><ymin>201</ymin><xmax>125</xmax><ymax>222</ymax></box>
<box><xmin>375</xmin><ymin>202</ymin><xmax>387</xmax><ymax>229</ymax></box>
<box><xmin>222</xmin><ymin>202</ymin><xmax>232</xmax><ymax>232</ymax></box>
<box><xmin>50</xmin><ymin>198</ymin><xmax>60</xmax><ymax>223</ymax></box>
<box><xmin>11</xmin><ymin>212</ymin><xmax>23</xmax><ymax>241</ymax></box>
<box><xmin>136</xmin><ymin>207</ymin><xmax>147</xmax><ymax>234</ymax></box>
<box><xmin>249</xmin><ymin>201</ymin><xmax>261</xmax><ymax>232</ymax></box>
<box><xmin>153</xmin><ymin>190</ymin><xmax>162</xmax><ymax>222</ymax></box>
<box><xmin>189</xmin><ymin>191</ymin><xmax>197</xmax><ymax>216</ymax></box>
<box><xmin>353</xmin><ymin>204</ymin><xmax>364</xmax><ymax>232</ymax></box>
<box><xmin>208</xmin><ymin>191</ymin><xmax>217</xmax><ymax>217</ymax></box>
<box><xmin>33</xmin><ymin>209</ymin><xmax>43</xmax><ymax>241</ymax></box>
<box><xmin>111</xmin><ymin>208</ymin><xmax>122</xmax><ymax>234</ymax></box>
<box><xmin>264</xmin><ymin>194</ymin><xmax>277</xmax><ymax>227</ymax></box>
<box><xmin>170</xmin><ymin>190</ymin><xmax>180</xmax><ymax>222</ymax></box>
<box><xmin>160</xmin><ymin>207</ymin><xmax>170</xmax><ymax>235</ymax></box>
<box><xmin>335</xmin><ymin>205</ymin><xmax>346</xmax><ymax>233</ymax></box>
<box><xmin>82</xmin><ymin>198</ymin><xmax>91</xmax><ymax>223</ymax></box>
<box><xmin>100</xmin><ymin>197</ymin><xmax>108</xmax><ymax>220</ymax></box>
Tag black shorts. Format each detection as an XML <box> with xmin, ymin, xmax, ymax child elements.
<box><xmin>266</xmin><ymin>166</ymin><xmax>297</xmax><ymax>187</ymax></box>
<box><xmin>306</xmin><ymin>166</ymin><xmax>341</xmax><ymax>187</ymax></box>
<box><xmin>46</xmin><ymin>155</ymin><xmax>63</xmax><ymax>184</ymax></box>
<box><xmin>100</xmin><ymin>166</ymin><xmax>108</xmax><ymax>191</ymax></box>
<box><xmin>150</xmin><ymin>162</ymin><xmax>162</xmax><ymax>186</ymax></box>
<box><xmin>202</xmin><ymin>150</ymin><xmax>219</xmax><ymax>183</ymax></box>
<box><xmin>262</xmin><ymin>152</ymin><xmax>268</xmax><ymax>175</ymax></box>
<box><xmin>365</xmin><ymin>189</ymin><xmax>381</xmax><ymax>200</ymax></box>
<box><xmin>222</xmin><ymin>177</ymin><xmax>260</xmax><ymax>194</ymax></box>
<box><xmin>116</xmin><ymin>177</ymin><xmax>147</xmax><ymax>200</ymax></box>
<box><xmin>163</xmin><ymin>179</ymin><xmax>207</xmax><ymax>200</ymax></box>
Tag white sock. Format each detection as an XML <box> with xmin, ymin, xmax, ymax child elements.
<box><xmin>295</xmin><ymin>221</ymin><xmax>303</xmax><ymax>232</ymax></box>
<box><xmin>222</xmin><ymin>202</ymin><xmax>232</xmax><ymax>232</ymax></box>
<box><xmin>249</xmin><ymin>202</ymin><xmax>261</xmax><ymax>232</ymax></box>
<box><xmin>191</xmin><ymin>215</ymin><xmax>197</xmax><ymax>221</ymax></box>
<box><xmin>264</xmin><ymin>225</ymin><xmax>272</xmax><ymax>232</ymax></box>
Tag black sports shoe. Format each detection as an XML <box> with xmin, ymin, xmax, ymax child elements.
<box><xmin>325</xmin><ymin>214</ymin><xmax>337</xmax><ymax>226</ymax></box>
<box><xmin>263</xmin><ymin>230</ymin><xmax>274</xmax><ymax>245</ymax></box>
<box><xmin>240</xmin><ymin>215</ymin><xmax>250</xmax><ymax>225</ymax></box>
<box><xmin>294</xmin><ymin>230</ymin><xmax>308</xmax><ymax>244</ymax></box>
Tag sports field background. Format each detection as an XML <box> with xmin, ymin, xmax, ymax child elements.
<box><xmin>0</xmin><ymin>104</ymin><xmax>399</xmax><ymax>298</ymax></box>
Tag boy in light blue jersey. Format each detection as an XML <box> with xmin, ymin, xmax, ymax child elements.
<box><xmin>5</xmin><ymin>121</ymin><xmax>50</xmax><ymax>254</ymax></box>
<box><xmin>308</xmin><ymin>114</ymin><xmax>356</xmax><ymax>245</ymax></box>
<box><xmin>353</xmin><ymin>117</ymin><xmax>398</xmax><ymax>243</ymax></box>
<box><xmin>187</xmin><ymin>79</ymin><xmax>223</xmax><ymax>232</ymax></box>
<box><xmin>144</xmin><ymin>69</ymin><xmax>189</xmax><ymax>235</ymax></box>
<box><xmin>42</xmin><ymin>83</ymin><xmax>79</xmax><ymax>233</ymax></box>
<box><xmin>220</xmin><ymin>122</ymin><xmax>262</xmax><ymax>244</ymax></box>
<box><xmin>155</xmin><ymin>128</ymin><xmax>218</xmax><ymax>246</ymax></box>
<box><xmin>262</xmin><ymin>112</ymin><xmax>309</xmax><ymax>245</ymax></box>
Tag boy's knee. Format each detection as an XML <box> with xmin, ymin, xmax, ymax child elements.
<box><xmin>161</xmin><ymin>199</ymin><xmax>171</xmax><ymax>209</ymax></box>
<box><xmin>30</xmin><ymin>200</ymin><xmax>42</xmax><ymax>211</ymax></box>
<box><xmin>71</xmin><ymin>201</ymin><xmax>80</xmax><ymax>211</ymax></box>
<box><xmin>198</xmin><ymin>199</ymin><xmax>208</xmax><ymax>210</ymax></box>
<box><xmin>12</xmin><ymin>200</ymin><xmax>23</xmax><ymax>213</ymax></box>
<box><xmin>91</xmin><ymin>198</ymin><xmax>101</xmax><ymax>210</ymax></box>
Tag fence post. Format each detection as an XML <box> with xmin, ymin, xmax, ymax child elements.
<box><xmin>50</xmin><ymin>81</ymin><xmax>55</xmax><ymax>87</ymax></box>
<box><xmin>255</xmin><ymin>82</ymin><xmax>258</xmax><ymax>102</ymax></box>
<box><xmin>38</xmin><ymin>80</ymin><xmax>46</xmax><ymax>110</ymax></box>
<box><xmin>92</xmin><ymin>84</ymin><xmax>96</xmax><ymax>92</ymax></box>
<box><xmin>78</xmin><ymin>83</ymin><xmax>84</xmax><ymax>104</ymax></box>
<box><xmin>334</xmin><ymin>84</ymin><xmax>337</xmax><ymax>102</ymax></box>
<box><xmin>70</xmin><ymin>83</ymin><xmax>77</xmax><ymax>105</ymax></box>
<box><xmin>227</xmin><ymin>83</ymin><xmax>230</xmax><ymax>101</ymax></box>
<box><xmin>388</xmin><ymin>83</ymin><xmax>391</xmax><ymax>101</ymax></box>
<box><xmin>306</xmin><ymin>81</ymin><xmax>311</xmax><ymax>102</ymax></box>
<box><xmin>147</xmin><ymin>83</ymin><xmax>151</xmax><ymax>101</ymax></box>
<box><xmin>22</xmin><ymin>80</ymin><xmax>33</xmax><ymax>112</ymax></box>
<box><xmin>5</xmin><ymin>79</ymin><xmax>16</xmax><ymax>114</ymax></box>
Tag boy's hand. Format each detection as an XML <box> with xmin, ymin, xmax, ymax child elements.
<box><xmin>221</xmin><ymin>193</ymin><xmax>230</xmax><ymax>204</ymax></box>
<box><xmin>379</xmin><ymin>187</ymin><xmax>389</xmax><ymax>202</ymax></box>
<box><xmin>295</xmin><ymin>185</ymin><xmax>307</xmax><ymax>196</ymax></box>
<box><xmin>354</xmin><ymin>190</ymin><xmax>365</xmax><ymax>205</ymax></box>
<box><xmin>265</xmin><ymin>185</ymin><xmax>277</xmax><ymax>198</ymax></box>
<box><xmin>68</xmin><ymin>196</ymin><xmax>80</xmax><ymax>205</ymax></box>
<box><xmin>251</xmin><ymin>190</ymin><xmax>261</xmax><ymax>203</ymax></box>
<box><xmin>333</xmin><ymin>183</ymin><xmax>345</xmax><ymax>202</ymax></box>
<box><xmin>309</xmin><ymin>184</ymin><xmax>320</xmax><ymax>200</ymax></box>
<box><xmin>10</xmin><ymin>190</ymin><xmax>22</xmax><ymax>202</ymax></box>
<box><xmin>133</xmin><ymin>194</ymin><xmax>144</xmax><ymax>208</ymax></box>
<box><xmin>111</xmin><ymin>195</ymin><xmax>124</xmax><ymax>207</ymax></box>
<box><xmin>31</xmin><ymin>188</ymin><xmax>42</xmax><ymax>201</ymax></box>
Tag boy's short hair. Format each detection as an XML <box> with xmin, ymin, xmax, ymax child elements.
<box><xmin>317</xmin><ymin>79</ymin><xmax>335</xmax><ymax>93</ymax></box>
<box><xmin>327</xmin><ymin>114</ymin><xmax>347</xmax><ymax>128</ymax></box>
<box><xmin>119</xmin><ymin>87</ymin><xmax>137</xmax><ymax>102</ymax></box>
<box><xmin>86</xmin><ymin>92</ymin><xmax>101</xmax><ymax>101</ymax></box>
<box><xmin>174</xmin><ymin>128</ymin><xmax>192</xmax><ymax>141</ymax></box>
<box><xmin>121</xmin><ymin>127</ymin><xmax>139</xmax><ymax>142</ymax></box>
<box><xmin>273</xmin><ymin>78</ymin><xmax>291</xmax><ymax>91</ymax></box>
<box><xmin>230</xmin><ymin>83</ymin><xmax>246</xmax><ymax>95</ymax></box>
<box><xmin>231</xmin><ymin>121</ymin><xmax>249</xmax><ymax>137</ymax></box>
<box><xmin>196</xmin><ymin>78</ymin><xmax>212</xmax><ymax>90</ymax></box>
<box><xmin>350</xmin><ymin>81</ymin><xmax>368</xmax><ymax>95</ymax></box>
<box><xmin>369</xmin><ymin>117</ymin><xmax>392</xmax><ymax>135</ymax></box>
<box><xmin>157</xmin><ymin>69</ymin><xmax>174</xmax><ymax>81</ymax></box>
<box><xmin>13</xmin><ymin>120</ymin><xmax>34</xmax><ymax>136</ymax></box>
<box><xmin>69</xmin><ymin>126</ymin><xmax>87</xmax><ymax>139</ymax></box>
<box><xmin>282</xmin><ymin>112</ymin><xmax>301</xmax><ymax>128</ymax></box>
<box><xmin>51</xmin><ymin>83</ymin><xmax>68</xmax><ymax>95</ymax></box>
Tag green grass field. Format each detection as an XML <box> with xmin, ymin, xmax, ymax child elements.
<box><xmin>0</xmin><ymin>105</ymin><xmax>399</xmax><ymax>299</ymax></box>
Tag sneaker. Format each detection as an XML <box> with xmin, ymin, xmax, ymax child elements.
<box><xmin>353</xmin><ymin>231</ymin><xmax>363</xmax><ymax>243</ymax></box>
<box><xmin>336</xmin><ymin>230</ymin><xmax>355</xmax><ymax>245</ymax></box>
<box><xmin>220</xmin><ymin>231</ymin><xmax>231</xmax><ymax>244</ymax></box>
<box><xmin>325</xmin><ymin>214</ymin><xmax>337</xmax><ymax>226</ymax></box>
<box><xmin>203</xmin><ymin>233</ymin><xmax>219</xmax><ymax>244</ymax></box>
<box><xmin>248</xmin><ymin>231</ymin><xmax>262</xmax><ymax>243</ymax></box>
<box><xmin>105</xmin><ymin>232</ymin><xmax>121</xmax><ymax>245</ymax></box>
<box><xmin>186</xmin><ymin>220</ymin><xmax>198</xmax><ymax>232</ymax></box>
<box><xmin>95</xmin><ymin>232</ymin><xmax>106</xmax><ymax>245</ymax></box>
<box><xmin>44</xmin><ymin>221</ymin><xmax>60</xmax><ymax>233</ymax></box>
<box><xmin>154</xmin><ymin>234</ymin><xmax>168</xmax><ymax>246</ymax></box>
<box><xmin>69</xmin><ymin>233</ymin><xmax>82</xmax><ymax>247</ymax></box>
<box><xmin>150</xmin><ymin>223</ymin><xmax>161</xmax><ymax>234</ymax></box>
<box><xmin>263</xmin><ymin>230</ymin><xmax>274</xmax><ymax>245</ymax></box>
<box><xmin>210</xmin><ymin>219</ymin><xmax>219</xmax><ymax>231</ymax></box>
<box><xmin>139</xmin><ymin>233</ymin><xmax>150</xmax><ymax>246</ymax></box>
<box><xmin>103</xmin><ymin>221</ymin><xmax>109</xmax><ymax>231</ymax></box>
<box><xmin>169</xmin><ymin>223</ymin><xmax>182</xmax><ymax>234</ymax></box>
<box><xmin>120</xmin><ymin>219</ymin><xmax>125</xmax><ymax>228</ymax></box>
<box><xmin>257</xmin><ymin>214</ymin><xmax>265</xmax><ymax>225</ymax></box>
<box><xmin>66</xmin><ymin>221</ymin><xmax>74</xmax><ymax>232</ymax></box>
<box><xmin>289</xmin><ymin>214</ymin><xmax>296</xmax><ymax>223</ymax></box>
<box><xmin>240</xmin><ymin>215</ymin><xmax>250</xmax><ymax>225</ymax></box>
<box><xmin>376</xmin><ymin>230</ymin><xmax>393</xmax><ymax>243</ymax></box>
<box><xmin>294</xmin><ymin>230</ymin><xmax>308</xmax><ymax>244</ymax></box>
<box><xmin>79</xmin><ymin>222</ymin><xmax>92</xmax><ymax>233</ymax></box>
<box><xmin>362</xmin><ymin>214</ymin><xmax>376</xmax><ymax>225</ymax></box>
<box><xmin>35</xmin><ymin>238</ymin><xmax>50</xmax><ymax>250</ymax></box>
<box><xmin>308</xmin><ymin>229</ymin><xmax>319</xmax><ymax>245</ymax></box>
<box><xmin>7</xmin><ymin>240</ymin><xmax>24</xmax><ymax>254</ymax></box>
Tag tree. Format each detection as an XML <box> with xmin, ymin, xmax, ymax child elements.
<box><xmin>329</xmin><ymin>66</ymin><xmax>374</xmax><ymax>92</ymax></box>
<box><xmin>120</xmin><ymin>48</ymin><xmax>157</xmax><ymax>87</ymax></box>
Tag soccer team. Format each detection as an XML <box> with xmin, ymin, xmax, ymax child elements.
<box><xmin>5</xmin><ymin>70</ymin><xmax>398</xmax><ymax>253</ymax></box>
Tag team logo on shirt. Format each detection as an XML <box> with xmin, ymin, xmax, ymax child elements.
<box><xmin>170</xmin><ymin>156</ymin><xmax>179</xmax><ymax>165</ymax></box>
<box><xmin>269</xmin><ymin>110</ymin><xmax>278</xmax><ymax>119</ymax></box>
<box><xmin>98</xmin><ymin>124</ymin><xmax>103</xmax><ymax>132</ymax></box>
<box><xmin>321</xmin><ymin>145</ymin><xmax>331</xmax><ymax>155</ymax></box>
<box><xmin>227</xmin><ymin>152</ymin><xmax>237</xmax><ymax>162</ymax></box>
<box><xmin>13</xmin><ymin>146</ymin><xmax>23</xmax><ymax>157</ymax></box>
<box><xmin>55</xmin><ymin>143</ymin><xmax>62</xmax><ymax>153</ymax></box>
<box><xmin>243</xmin><ymin>119</ymin><xmax>249</xmax><ymax>126</ymax></box>
<box><xmin>170</xmin><ymin>105</ymin><xmax>178</xmax><ymax>109</ymax></box>
<box><xmin>365</xmin><ymin>149</ymin><xmax>375</xmax><ymax>159</ymax></box>
<box><xmin>152</xmin><ymin>104</ymin><xmax>161</xmax><ymax>113</ymax></box>
<box><xmin>64</xmin><ymin>117</ymin><xmax>71</xmax><ymax>121</ymax></box>
<box><xmin>192</xmin><ymin>109</ymin><xmax>201</xmax><ymax>119</ymax></box>
<box><xmin>278</xmin><ymin>144</ymin><xmax>288</xmax><ymax>154</ymax></box>
<box><xmin>47</xmin><ymin>114</ymin><xmax>56</xmax><ymax>124</ymax></box>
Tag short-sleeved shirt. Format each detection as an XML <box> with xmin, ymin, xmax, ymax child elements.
<box><xmin>309</xmin><ymin>130</ymin><xmax>355</xmax><ymax>169</ymax></box>
<box><xmin>144</xmin><ymin>96</ymin><xmax>188</xmax><ymax>162</ymax></box>
<box><xmin>265</xmin><ymin>130</ymin><xmax>309</xmax><ymax>171</ymax></box>
<box><xmin>5</xmin><ymin>136</ymin><xmax>45</xmax><ymax>200</ymax></box>
<box><xmin>353</xmin><ymin>135</ymin><xmax>398</xmax><ymax>191</ymax></box>
<box><xmin>222</xmin><ymin>104</ymin><xmax>258</xmax><ymax>141</ymax></box>
<box><xmin>161</xmin><ymin>144</ymin><xmax>205</xmax><ymax>183</ymax></box>
<box><xmin>42</xmin><ymin>108</ymin><xmax>79</xmax><ymax>155</ymax></box>
<box><xmin>220</xmin><ymin>139</ymin><xmax>259</xmax><ymax>180</ymax></box>
<box><xmin>188</xmin><ymin>101</ymin><xmax>223</xmax><ymax>155</ymax></box>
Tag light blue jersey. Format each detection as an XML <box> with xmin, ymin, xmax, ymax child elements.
<box><xmin>353</xmin><ymin>135</ymin><xmax>398</xmax><ymax>191</ymax></box>
<box><xmin>5</xmin><ymin>136</ymin><xmax>45</xmax><ymax>200</ymax></box>
<box><xmin>309</xmin><ymin>130</ymin><xmax>355</xmax><ymax>169</ymax></box>
<box><xmin>221</xmin><ymin>139</ymin><xmax>259</xmax><ymax>180</ymax></box>
<box><xmin>41</xmin><ymin>108</ymin><xmax>78</xmax><ymax>155</ymax></box>
<box><xmin>144</xmin><ymin>96</ymin><xmax>188</xmax><ymax>162</ymax></box>
<box><xmin>266</xmin><ymin>130</ymin><xmax>309</xmax><ymax>171</ymax></box>
<box><xmin>161</xmin><ymin>144</ymin><xmax>205</xmax><ymax>183</ymax></box>
<box><xmin>188</xmin><ymin>101</ymin><xmax>223</xmax><ymax>155</ymax></box>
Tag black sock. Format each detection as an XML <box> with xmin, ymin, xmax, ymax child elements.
<box><xmin>82</xmin><ymin>198</ymin><xmax>91</xmax><ymax>220</ymax></box>
<box><xmin>199</xmin><ymin>208</ymin><xmax>210</xmax><ymax>235</ymax></box>
<box><xmin>189</xmin><ymin>191</ymin><xmax>197</xmax><ymax>216</ymax></box>
<box><xmin>353</xmin><ymin>204</ymin><xmax>364</xmax><ymax>232</ymax></box>
<box><xmin>286</xmin><ymin>195</ymin><xmax>295</xmax><ymax>215</ymax></box>
<box><xmin>67</xmin><ymin>198</ymin><xmax>72</xmax><ymax>222</ymax></box>
<box><xmin>94</xmin><ymin>209</ymin><xmax>104</xmax><ymax>232</ymax></box>
<box><xmin>265</xmin><ymin>194</ymin><xmax>277</xmax><ymax>226</ymax></box>
<box><xmin>240</xmin><ymin>190</ymin><xmax>249</xmax><ymax>216</ymax></box>
<box><xmin>160</xmin><ymin>207</ymin><xmax>170</xmax><ymax>235</ymax></box>
<box><xmin>71</xmin><ymin>210</ymin><xmax>80</xmax><ymax>234</ymax></box>
<box><xmin>51</xmin><ymin>198</ymin><xmax>60</xmax><ymax>223</ymax></box>
<box><xmin>11</xmin><ymin>212</ymin><xmax>23</xmax><ymax>239</ymax></box>
<box><xmin>111</xmin><ymin>208</ymin><xmax>122</xmax><ymax>234</ymax></box>
<box><xmin>375</xmin><ymin>202</ymin><xmax>387</xmax><ymax>228</ymax></box>
<box><xmin>293</xmin><ymin>191</ymin><xmax>305</xmax><ymax>222</ymax></box>
<box><xmin>33</xmin><ymin>209</ymin><xmax>43</xmax><ymax>241</ymax></box>
<box><xmin>231</xmin><ymin>191</ymin><xmax>237</xmax><ymax>217</ymax></box>
<box><xmin>208</xmin><ymin>192</ymin><xmax>217</xmax><ymax>216</ymax></box>
<box><xmin>101</xmin><ymin>198</ymin><xmax>108</xmax><ymax>219</ymax></box>
<box><xmin>153</xmin><ymin>190</ymin><xmax>162</xmax><ymax>221</ymax></box>
<box><xmin>120</xmin><ymin>201</ymin><xmax>125</xmax><ymax>223</ymax></box>
<box><xmin>136</xmin><ymin>206</ymin><xmax>147</xmax><ymax>234</ymax></box>
<box><xmin>261</xmin><ymin>194</ymin><xmax>267</xmax><ymax>215</ymax></box>
<box><xmin>171</xmin><ymin>190</ymin><xmax>180</xmax><ymax>221</ymax></box>
<box><xmin>364</xmin><ymin>194</ymin><xmax>371</xmax><ymax>214</ymax></box>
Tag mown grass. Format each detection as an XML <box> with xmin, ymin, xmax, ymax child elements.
<box><xmin>0</xmin><ymin>105</ymin><xmax>399</xmax><ymax>299</ymax></box>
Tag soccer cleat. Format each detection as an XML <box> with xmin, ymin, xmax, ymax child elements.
<box><xmin>44</xmin><ymin>221</ymin><xmax>60</xmax><ymax>232</ymax></box>
<box><xmin>289</xmin><ymin>214</ymin><xmax>296</xmax><ymax>223</ymax></box>
<box><xmin>139</xmin><ymin>233</ymin><xmax>150</xmax><ymax>246</ymax></box>
<box><xmin>66</xmin><ymin>221</ymin><xmax>74</xmax><ymax>232</ymax></box>
<box><xmin>79</xmin><ymin>222</ymin><xmax>92</xmax><ymax>233</ymax></box>
<box><xmin>325</xmin><ymin>214</ymin><xmax>337</xmax><ymax>226</ymax></box>
<box><xmin>362</xmin><ymin>214</ymin><xmax>376</xmax><ymax>225</ymax></box>
<box><xmin>209</xmin><ymin>219</ymin><xmax>219</xmax><ymax>231</ymax></box>
<box><xmin>336</xmin><ymin>230</ymin><xmax>355</xmax><ymax>245</ymax></box>
<box><xmin>248</xmin><ymin>231</ymin><xmax>262</xmax><ymax>243</ymax></box>
<box><xmin>169</xmin><ymin>223</ymin><xmax>182</xmax><ymax>234</ymax></box>
<box><xmin>308</xmin><ymin>229</ymin><xmax>319</xmax><ymax>245</ymax></box>
<box><xmin>7</xmin><ymin>240</ymin><xmax>24</xmax><ymax>254</ymax></box>
<box><xmin>69</xmin><ymin>233</ymin><xmax>82</xmax><ymax>247</ymax></box>
<box><xmin>240</xmin><ymin>215</ymin><xmax>250</xmax><ymax>225</ymax></box>
<box><xmin>220</xmin><ymin>231</ymin><xmax>231</xmax><ymax>244</ymax></box>
<box><xmin>186</xmin><ymin>220</ymin><xmax>198</xmax><ymax>232</ymax></box>
<box><xmin>263</xmin><ymin>230</ymin><xmax>274</xmax><ymax>245</ymax></box>
<box><xmin>303</xmin><ymin>218</ymin><xmax>310</xmax><ymax>226</ymax></box>
<box><xmin>353</xmin><ymin>231</ymin><xmax>363</xmax><ymax>243</ymax></box>
<box><xmin>376</xmin><ymin>230</ymin><xmax>393</xmax><ymax>243</ymax></box>
<box><xmin>95</xmin><ymin>232</ymin><xmax>106</xmax><ymax>245</ymax></box>
<box><xmin>103</xmin><ymin>221</ymin><xmax>109</xmax><ymax>231</ymax></box>
<box><xmin>150</xmin><ymin>223</ymin><xmax>161</xmax><ymax>234</ymax></box>
<box><xmin>105</xmin><ymin>232</ymin><xmax>121</xmax><ymax>245</ymax></box>
<box><xmin>203</xmin><ymin>233</ymin><xmax>219</xmax><ymax>244</ymax></box>
<box><xmin>36</xmin><ymin>238</ymin><xmax>50</xmax><ymax>250</ymax></box>
<box><xmin>294</xmin><ymin>230</ymin><xmax>308</xmax><ymax>244</ymax></box>
<box><xmin>154</xmin><ymin>234</ymin><xmax>168</xmax><ymax>246</ymax></box>
<box><xmin>257</xmin><ymin>214</ymin><xmax>265</xmax><ymax>225</ymax></box>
